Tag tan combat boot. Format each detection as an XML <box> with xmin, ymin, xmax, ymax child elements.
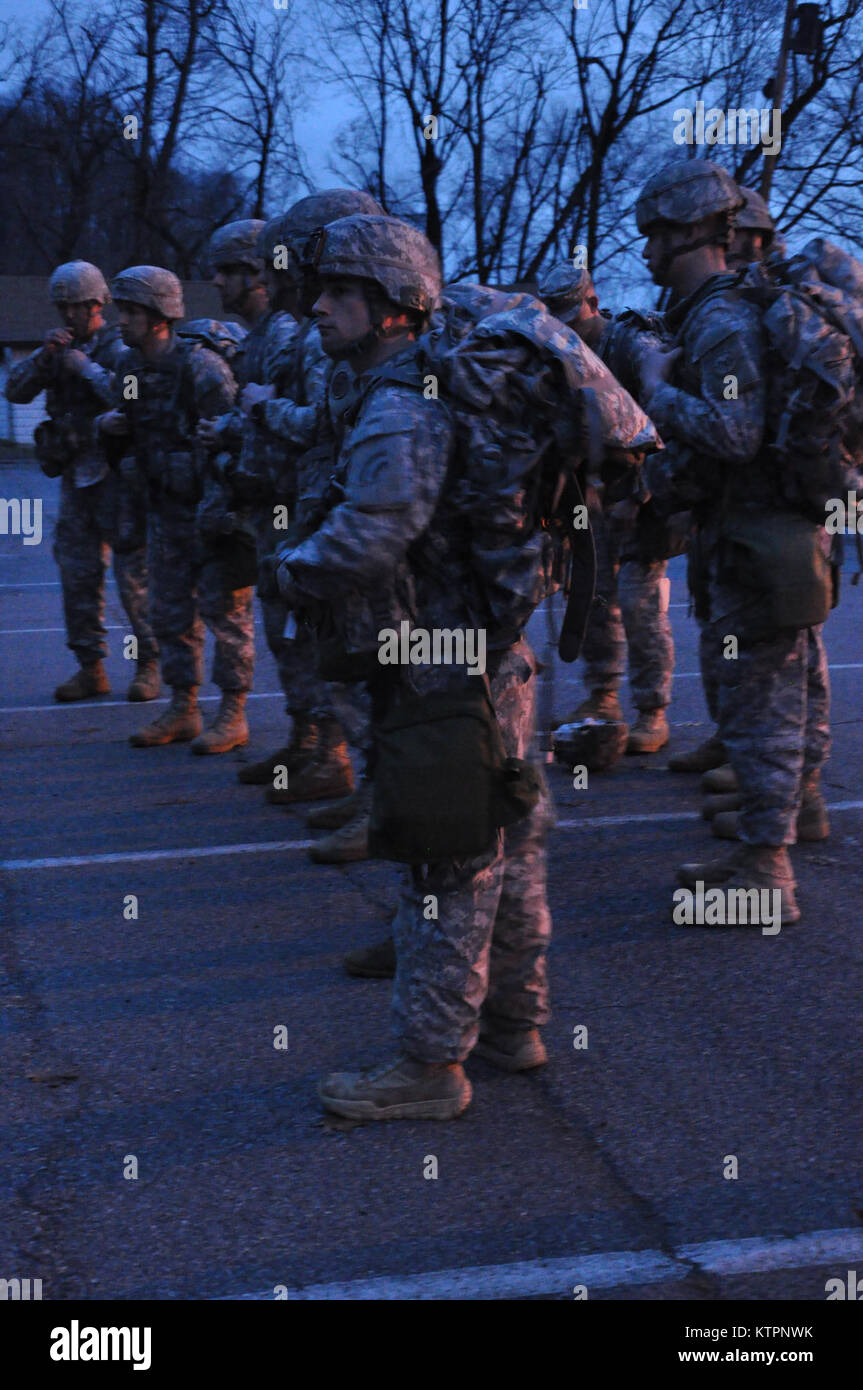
<box><xmin>54</xmin><ymin>660</ymin><xmax>110</xmax><ymax>702</ymax></box>
<box><xmin>126</xmin><ymin>660</ymin><xmax>161</xmax><ymax>702</ymax></box>
<box><xmin>474</xmin><ymin>1020</ymin><xmax>548</xmax><ymax>1072</ymax></box>
<box><xmin>309</xmin><ymin>812</ymin><xmax>370</xmax><ymax>864</ymax></box>
<box><xmin>190</xmin><ymin>691</ymin><xmax>249</xmax><ymax>755</ymax></box>
<box><xmin>319</xmin><ymin>1055</ymin><xmax>472</xmax><ymax>1121</ymax></box>
<box><xmin>307</xmin><ymin>782</ymin><xmax>370</xmax><ymax>830</ymax></box>
<box><xmin>721</xmin><ymin>845</ymin><xmax>800</xmax><ymax>925</ymax></box>
<box><xmin>266</xmin><ymin>719</ymin><xmax>354</xmax><ymax>805</ymax></box>
<box><xmin>237</xmin><ymin>717</ymin><xmax>318</xmax><ymax>785</ymax></box>
<box><xmin>702</xmin><ymin>763</ymin><xmax>738</xmax><ymax>793</ymax></box>
<box><xmin>711</xmin><ymin>771</ymin><xmax>829</xmax><ymax>843</ymax></box>
<box><xmin>572</xmin><ymin>688</ymin><xmax>624</xmax><ymax>723</ymax></box>
<box><xmin>668</xmin><ymin>733</ymin><xmax>726</xmax><ymax>773</ymax></box>
<box><xmin>626</xmin><ymin>708</ymin><xmax>669</xmax><ymax>754</ymax></box>
<box><xmin>677</xmin><ymin>843</ymin><xmax>747</xmax><ymax>889</ymax></box>
<box><xmin>129</xmin><ymin>687</ymin><xmax>202</xmax><ymax>747</ymax></box>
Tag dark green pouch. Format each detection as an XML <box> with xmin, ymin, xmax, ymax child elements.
<box><xmin>369</xmin><ymin>682</ymin><xmax>540</xmax><ymax>864</ymax></box>
<box><xmin>722</xmin><ymin>510</ymin><xmax>832</xmax><ymax>632</ymax></box>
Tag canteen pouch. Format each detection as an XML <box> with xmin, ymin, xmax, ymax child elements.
<box><xmin>33</xmin><ymin>418</ymin><xmax>70</xmax><ymax>478</ymax></box>
<box><xmin>721</xmin><ymin>509</ymin><xmax>833</xmax><ymax>633</ymax></box>
<box><xmin>369</xmin><ymin>681</ymin><xmax>540</xmax><ymax>864</ymax></box>
<box><xmin>315</xmin><ymin>606</ymin><xmax>378</xmax><ymax>683</ymax></box>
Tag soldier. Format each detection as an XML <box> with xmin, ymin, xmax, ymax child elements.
<box><xmin>635</xmin><ymin>159</ymin><xmax>829</xmax><ymax>923</ymax></box>
<box><xmin>5</xmin><ymin>261</ymin><xmax>158</xmax><ymax>701</ymax></box>
<box><xmin>238</xmin><ymin>190</ymin><xmax>383</xmax><ymax>857</ymax></box>
<box><xmin>726</xmin><ymin>186</ymin><xmax>778</xmax><ymax>271</ymax></box>
<box><xmin>275</xmin><ymin>214</ymin><xmax>554</xmax><ymax>1119</ymax></box>
<box><xmin>699</xmin><ymin>186</ymin><xmax>831</xmax><ymax>845</ymax></box>
<box><xmin>97</xmin><ymin>267</ymin><xmax>254</xmax><ymax>751</ymax></box>
<box><xmin>538</xmin><ymin>263</ymin><xmax>675</xmax><ymax>754</ymax></box>
<box><xmin>194</xmin><ymin>219</ymin><xmax>297</xmax><ymax>753</ymax></box>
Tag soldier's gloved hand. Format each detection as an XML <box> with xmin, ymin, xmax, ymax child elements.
<box><xmin>60</xmin><ymin>348</ymin><xmax>89</xmax><ymax>378</ymax></box>
<box><xmin>640</xmin><ymin>344</ymin><xmax>681</xmax><ymax>399</ymax></box>
<box><xmin>240</xmin><ymin>383</ymin><xmax>275</xmax><ymax>417</ymax></box>
<box><xmin>97</xmin><ymin>410</ymin><xmax>130</xmax><ymax>437</ymax></box>
<box><xmin>196</xmin><ymin>418</ymin><xmax>220</xmax><ymax>448</ymax></box>
<box><xmin>42</xmin><ymin>328</ymin><xmax>73</xmax><ymax>358</ymax></box>
<box><xmin>275</xmin><ymin>558</ymin><xmax>323</xmax><ymax>624</ymax></box>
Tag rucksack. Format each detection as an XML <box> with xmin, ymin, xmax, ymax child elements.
<box><xmin>365</xmin><ymin>284</ymin><xmax>661</xmax><ymax>662</ymax></box>
<box><xmin>175</xmin><ymin>318</ymin><xmax>247</xmax><ymax>366</ymax></box>
<box><xmin>735</xmin><ymin>240</ymin><xmax>863</xmax><ymax>521</ymax></box>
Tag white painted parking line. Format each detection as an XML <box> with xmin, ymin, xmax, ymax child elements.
<box><xmin>4</xmin><ymin>801</ymin><xmax>862</xmax><ymax>871</ymax></box>
<box><xmin>556</xmin><ymin>800</ymin><xmax>863</xmax><ymax>830</ymax></box>
<box><xmin>1</xmin><ymin>840</ymin><xmax>314</xmax><ymax>870</ymax></box>
<box><xmin>0</xmin><ymin>692</ymin><xmax>283</xmax><ymax>713</ymax></box>
<box><xmin>4</xmin><ymin>664</ymin><xmax>863</xmax><ymax>716</ymax></box>
<box><xmin>0</xmin><ymin>625</ymin><xmax>128</xmax><ymax>635</ymax></box>
<box><xmin>224</xmin><ymin>1225</ymin><xmax>863</xmax><ymax>1300</ymax></box>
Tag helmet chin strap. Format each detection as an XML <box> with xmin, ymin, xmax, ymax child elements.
<box><xmin>654</xmin><ymin>229</ymin><xmax>725</xmax><ymax>282</ymax></box>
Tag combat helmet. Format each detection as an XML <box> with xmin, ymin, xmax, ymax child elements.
<box><xmin>537</xmin><ymin>262</ymin><xmax>595</xmax><ymax>321</ymax></box>
<box><xmin>207</xmin><ymin>220</ymin><xmax>267</xmax><ymax>273</ymax></box>
<box><xmin>735</xmin><ymin>186</ymin><xmax>775</xmax><ymax>245</ymax></box>
<box><xmin>258</xmin><ymin>189</ymin><xmax>383</xmax><ymax>277</ymax></box>
<box><xmin>111</xmin><ymin>266</ymin><xmax>185</xmax><ymax>321</ymax></box>
<box><xmin>49</xmin><ymin>261</ymin><xmax>111</xmax><ymax>306</ymax></box>
<box><xmin>305</xmin><ymin>213</ymin><xmax>442</xmax><ymax>319</ymax></box>
<box><xmin>636</xmin><ymin>160</ymin><xmax>744</xmax><ymax>233</ymax></box>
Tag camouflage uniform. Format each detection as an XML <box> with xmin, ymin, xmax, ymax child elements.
<box><xmin>643</xmin><ymin>273</ymin><xmax>828</xmax><ymax>845</ymax></box>
<box><xmin>212</xmin><ymin>307</ymin><xmax>300</xmax><ymax>698</ymax></box>
<box><xmin>6</xmin><ymin>322</ymin><xmax>155</xmax><ymax>668</ymax></box>
<box><xmin>582</xmin><ymin>313</ymin><xmax>674</xmax><ymax>712</ymax></box>
<box><xmin>538</xmin><ymin>267</ymin><xmax>674</xmax><ymax>713</ymax></box>
<box><xmin>112</xmin><ymin>331</ymin><xmax>253</xmax><ymax>693</ymax></box>
<box><xmin>278</xmin><ymin>216</ymin><xmax>554</xmax><ymax>1065</ymax></box>
<box><xmin>283</xmin><ymin>365</ymin><xmax>553</xmax><ymax>1059</ymax></box>
<box><xmin>252</xmin><ymin>320</ymin><xmax>336</xmax><ymax>718</ymax></box>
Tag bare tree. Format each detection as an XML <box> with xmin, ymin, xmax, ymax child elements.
<box><xmin>200</xmin><ymin>0</ymin><xmax>309</xmax><ymax>219</ymax></box>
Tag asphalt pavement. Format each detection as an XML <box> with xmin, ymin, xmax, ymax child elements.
<box><xmin>1</xmin><ymin>458</ymin><xmax>862</xmax><ymax>1301</ymax></box>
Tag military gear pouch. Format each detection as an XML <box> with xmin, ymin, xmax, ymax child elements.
<box><xmin>369</xmin><ymin>682</ymin><xmax>540</xmax><ymax>864</ymax></box>
<box><xmin>315</xmin><ymin>607</ymin><xmax>378</xmax><ymax>683</ymax></box>
<box><xmin>721</xmin><ymin>510</ymin><xmax>832</xmax><ymax>634</ymax></box>
<box><xmin>33</xmin><ymin>420</ymin><xmax>69</xmax><ymax>478</ymax></box>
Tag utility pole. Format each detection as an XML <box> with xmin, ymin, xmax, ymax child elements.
<box><xmin>760</xmin><ymin>0</ymin><xmax>797</xmax><ymax>202</ymax></box>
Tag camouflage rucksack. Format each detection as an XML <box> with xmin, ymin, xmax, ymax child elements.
<box><xmin>735</xmin><ymin>240</ymin><xmax>863</xmax><ymax>519</ymax></box>
<box><xmin>366</xmin><ymin>284</ymin><xmax>662</xmax><ymax>661</ymax></box>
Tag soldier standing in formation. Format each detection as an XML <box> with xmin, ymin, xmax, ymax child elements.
<box><xmin>5</xmin><ymin>262</ymin><xmax>158</xmax><ymax>702</ymax></box>
<box><xmin>236</xmin><ymin>191</ymin><xmax>382</xmax><ymax>836</ymax></box>
<box><xmin>635</xmin><ymin>160</ymin><xmax>832</xmax><ymax>923</ymax></box>
<box><xmin>538</xmin><ymin>262</ymin><xmax>676</xmax><ymax>756</ymax></box>
<box><xmin>97</xmin><ymin>267</ymin><xmax>256</xmax><ymax>752</ymax></box>
<box><xmin>275</xmin><ymin>215</ymin><xmax>556</xmax><ymax>1119</ymax></box>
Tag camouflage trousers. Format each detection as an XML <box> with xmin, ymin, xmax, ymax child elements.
<box><xmin>53</xmin><ymin>471</ymin><xmax>156</xmax><ymax>667</ymax></box>
<box><xmin>699</xmin><ymin>615</ymin><xmax>829</xmax><ymax>788</ymax></box>
<box><xmin>252</xmin><ymin>504</ymin><xmax>361</xmax><ymax>728</ymax></box>
<box><xmin>148</xmin><ymin>501</ymin><xmax>254</xmax><ymax>692</ymax></box>
<box><xmin>581</xmin><ymin>503</ymin><xmax>674</xmax><ymax>709</ymax></box>
<box><xmin>392</xmin><ymin>638</ymin><xmax>554</xmax><ymax>1063</ymax></box>
<box><xmin>707</xmin><ymin>572</ymin><xmax>831</xmax><ymax>845</ymax></box>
